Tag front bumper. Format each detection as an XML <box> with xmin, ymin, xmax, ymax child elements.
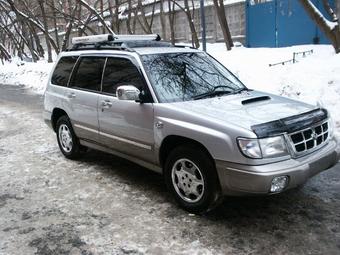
<box><xmin>215</xmin><ymin>139</ymin><xmax>340</xmax><ymax>196</ymax></box>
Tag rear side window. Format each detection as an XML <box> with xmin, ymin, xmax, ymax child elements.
<box><xmin>51</xmin><ymin>56</ymin><xmax>78</xmax><ymax>86</ymax></box>
<box><xmin>102</xmin><ymin>57</ymin><xmax>145</xmax><ymax>95</ymax></box>
<box><xmin>70</xmin><ymin>57</ymin><xmax>106</xmax><ymax>91</ymax></box>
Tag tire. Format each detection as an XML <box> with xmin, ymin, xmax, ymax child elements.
<box><xmin>56</xmin><ymin>115</ymin><xmax>81</xmax><ymax>159</ymax></box>
<box><xmin>164</xmin><ymin>145</ymin><xmax>222</xmax><ymax>214</ymax></box>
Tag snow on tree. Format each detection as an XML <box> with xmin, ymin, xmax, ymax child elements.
<box><xmin>299</xmin><ymin>0</ymin><xmax>340</xmax><ymax>53</ymax></box>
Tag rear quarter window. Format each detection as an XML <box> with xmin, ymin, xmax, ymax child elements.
<box><xmin>51</xmin><ymin>56</ymin><xmax>78</xmax><ymax>86</ymax></box>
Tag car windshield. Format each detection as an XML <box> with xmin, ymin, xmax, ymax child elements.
<box><xmin>142</xmin><ymin>52</ymin><xmax>246</xmax><ymax>103</ymax></box>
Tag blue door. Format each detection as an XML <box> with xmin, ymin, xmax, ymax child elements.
<box><xmin>246</xmin><ymin>0</ymin><xmax>335</xmax><ymax>47</ymax></box>
<box><xmin>246</xmin><ymin>0</ymin><xmax>276</xmax><ymax>47</ymax></box>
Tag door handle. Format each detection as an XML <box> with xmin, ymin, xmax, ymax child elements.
<box><xmin>101</xmin><ymin>100</ymin><xmax>112</xmax><ymax>108</ymax></box>
<box><xmin>67</xmin><ymin>92</ymin><xmax>76</xmax><ymax>99</ymax></box>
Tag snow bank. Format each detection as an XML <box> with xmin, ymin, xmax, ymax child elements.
<box><xmin>208</xmin><ymin>44</ymin><xmax>340</xmax><ymax>136</ymax></box>
<box><xmin>0</xmin><ymin>60</ymin><xmax>54</xmax><ymax>94</ymax></box>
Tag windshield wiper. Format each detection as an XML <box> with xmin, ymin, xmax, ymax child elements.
<box><xmin>230</xmin><ymin>87</ymin><xmax>252</xmax><ymax>94</ymax></box>
<box><xmin>193</xmin><ymin>86</ymin><xmax>248</xmax><ymax>100</ymax></box>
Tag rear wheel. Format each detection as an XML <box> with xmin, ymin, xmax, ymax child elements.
<box><xmin>164</xmin><ymin>145</ymin><xmax>222</xmax><ymax>214</ymax></box>
<box><xmin>56</xmin><ymin>115</ymin><xmax>81</xmax><ymax>159</ymax></box>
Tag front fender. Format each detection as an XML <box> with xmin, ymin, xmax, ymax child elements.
<box><xmin>154</xmin><ymin>117</ymin><xmax>234</xmax><ymax>163</ymax></box>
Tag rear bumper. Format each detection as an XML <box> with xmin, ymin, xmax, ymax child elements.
<box><xmin>216</xmin><ymin>139</ymin><xmax>340</xmax><ymax>196</ymax></box>
<box><xmin>43</xmin><ymin>110</ymin><xmax>53</xmax><ymax>130</ymax></box>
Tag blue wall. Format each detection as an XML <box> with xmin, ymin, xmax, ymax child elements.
<box><xmin>246</xmin><ymin>0</ymin><xmax>335</xmax><ymax>47</ymax></box>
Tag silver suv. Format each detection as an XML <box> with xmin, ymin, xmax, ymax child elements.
<box><xmin>44</xmin><ymin>34</ymin><xmax>340</xmax><ymax>213</ymax></box>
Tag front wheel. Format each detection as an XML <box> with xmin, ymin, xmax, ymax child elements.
<box><xmin>164</xmin><ymin>146</ymin><xmax>222</xmax><ymax>214</ymax></box>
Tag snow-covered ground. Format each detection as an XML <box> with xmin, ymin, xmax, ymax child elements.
<box><xmin>0</xmin><ymin>44</ymin><xmax>339</xmax><ymax>134</ymax></box>
<box><xmin>0</xmin><ymin>60</ymin><xmax>53</xmax><ymax>94</ymax></box>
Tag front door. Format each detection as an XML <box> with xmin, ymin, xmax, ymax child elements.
<box><xmin>98</xmin><ymin>56</ymin><xmax>155</xmax><ymax>163</ymax></box>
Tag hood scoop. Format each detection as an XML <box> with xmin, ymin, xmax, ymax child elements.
<box><xmin>241</xmin><ymin>96</ymin><xmax>271</xmax><ymax>105</ymax></box>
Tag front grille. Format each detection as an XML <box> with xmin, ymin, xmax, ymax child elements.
<box><xmin>288</xmin><ymin>121</ymin><xmax>329</xmax><ymax>155</ymax></box>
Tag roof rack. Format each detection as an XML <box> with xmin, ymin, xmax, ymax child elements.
<box><xmin>174</xmin><ymin>45</ymin><xmax>197</xmax><ymax>50</ymax></box>
<box><xmin>66</xmin><ymin>33</ymin><xmax>171</xmax><ymax>52</ymax></box>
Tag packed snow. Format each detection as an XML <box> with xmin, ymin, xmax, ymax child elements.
<box><xmin>0</xmin><ymin>60</ymin><xmax>53</xmax><ymax>94</ymax></box>
<box><xmin>0</xmin><ymin>43</ymin><xmax>340</xmax><ymax>135</ymax></box>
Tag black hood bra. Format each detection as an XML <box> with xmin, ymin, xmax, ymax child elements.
<box><xmin>251</xmin><ymin>108</ymin><xmax>328</xmax><ymax>138</ymax></box>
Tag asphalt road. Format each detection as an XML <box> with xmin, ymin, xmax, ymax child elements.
<box><xmin>0</xmin><ymin>84</ymin><xmax>340</xmax><ymax>255</ymax></box>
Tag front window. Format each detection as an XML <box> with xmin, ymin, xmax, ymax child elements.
<box><xmin>142</xmin><ymin>52</ymin><xmax>246</xmax><ymax>103</ymax></box>
<box><xmin>102</xmin><ymin>57</ymin><xmax>145</xmax><ymax>96</ymax></box>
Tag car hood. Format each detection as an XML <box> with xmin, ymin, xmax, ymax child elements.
<box><xmin>167</xmin><ymin>90</ymin><xmax>316</xmax><ymax>131</ymax></box>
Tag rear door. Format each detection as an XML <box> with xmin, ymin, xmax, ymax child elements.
<box><xmin>65</xmin><ymin>56</ymin><xmax>106</xmax><ymax>142</ymax></box>
<box><xmin>98</xmin><ymin>56</ymin><xmax>155</xmax><ymax>163</ymax></box>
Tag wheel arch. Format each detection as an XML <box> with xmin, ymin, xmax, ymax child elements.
<box><xmin>159</xmin><ymin>135</ymin><xmax>215</xmax><ymax>168</ymax></box>
<box><xmin>51</xmin><ymin>108</ymin><xmax>68</xmax><ymax>132</ymax></box>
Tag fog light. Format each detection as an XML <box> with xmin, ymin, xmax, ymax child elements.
<box><xmin>270</xmin><ymin>176</ymin><xmax>289</xmax><ymax>193</ymax></box>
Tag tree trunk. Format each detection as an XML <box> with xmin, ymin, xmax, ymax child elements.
<box><xmin>213</xmin><ymin>0</ymin><xmax>233</xmax><ymax>50</ymax></box>
<box><xmin>0</xmin><ymin>23</ymin><xmax>23</xmax><ymax>59</ymax></box>
<box><xmin>126</xmin><ymin>0</ymin><xmax>133</xmax><ymax>34</ymax></box>
<box><xmin>28</xmin><ymin>23</ymin><xmax>45</xmax><ymax>58</ymax></box>
<box><xmin>38</xmin><ymin>0</ymin><xmax>53</xmax><ymax>62</ymax></box>
<box><xmin>62</xmin><ymin>5</ymin><xmax>78</xmax><ymax>51</ymax></box>
<box><xmin>183</xmin><ymin>0</ymin><xmax>200</xmax><ymax>48</ymax></box>
<box><xmin>160</xmin><ymin>0</ymin><xmax>167</xmax><ymax>40</ymax></box>
<box><xmin>77</xmin><ymin>2</ymin><xmax>83</xmax><ymax>36</ymax></box>
<box><xmin>114</xmin><ymin>0</ymin><xmax>120</xmax><ymax>33</ymax></box>
<box><xmin>100</xmin><ymin>0</ymin><xmax>105</xmax><ymax>34</ymax></box>
<box><xmin>0</xmin><ymin>43</ymin><xmax>11</xmax><ymax>61</ymax></box>
<box><xmin>21</xmin><ymin>23</ymin><xmax>39</xmax><ymax>62</ymax></box>
<box><xmin>51</xmin><ymin>0</ymin><xmax>60</xmax><ymax>52</ymax></box>
<box><xmin>108</xmin><ymin>0</ymin><xmax>115</xmax><ymax>32</ymax></box>
<box><xmin>168</xmin><ymin>0</ymin><xmax>175</xmax><ymax>45</ymax></box>
<box><xmin>137</xmin><ymin>0</ymin><xmax>155</xmax><ymax>34</ymax></box>
<box><xmin>299</xmin><ymin>0</ymin><xmax>340</xmax><ymax>53</ymax></box>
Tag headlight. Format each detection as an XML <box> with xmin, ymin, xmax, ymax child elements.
<box><xmin>237</xmin><ymin>138</ymin><xmax>262</xmax><ymax>158</ymax></box>
<box><xmin>237</xmin><ymin>136</ymin><xmax>288</xmax><ymax>159</ymax></box>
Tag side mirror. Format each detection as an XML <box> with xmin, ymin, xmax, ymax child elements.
<box><xmin>116</xmin><ymin>85</ymin><xmax>140</xmax><ymax>101</ymax></box>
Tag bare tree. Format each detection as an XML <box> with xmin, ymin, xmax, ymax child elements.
<box><xmin>167</xmin><ymin>0</ymin><xmax>175</xmax><ymax>45</ymax></box>
<box><xmin>0</xmin><ymin>1</ymin><xmax>40</xmax><ymax>61</ymax></box>
<box><xmin>299</xmin><ymin>0</ymin><xmax>340</xmax><ymax>53</ymax></box>
<box><xmin>38</xmin><ymin>0</ymin><xmax>53</xmax><ymax>62</ymax></box>
<box><xmin>159</xmin><ymin>0</ymin><xmax>166</xmax><ymax>40</ymax></box>
<box><xmin>50</xmin><ymin>0</ymin><xmax>60</xmax><ymax>50</ymax></box>
<box><xmin>61</xmin><ymin>4</ymin><xmax>78</xmax><ymax>50</ymax></box>
<box><xmin>322</xmin><ymin>0</ymin><xmax>338</xmax><ymax>22</ymax></box>
<box><xmin>108</xmin><ymin>0</ymin><xmax>120</xmax><ymax>33</ymax></box>
<box><xmin>171</xmin><ymin>0</ymin><xmax>200</xmax><ymax>48</ymax></box>
<box><xmin>99</xmin><ymin>0</ymin><xmax>105</xmax><ymax>33</ymax></box>
<box><xmin>6</xmin><ymin>0</ymin><xmax>59</xmax><ymax>53</ymax></box>
<box><xmin>77</xmin><ymin>0</ymin><xmax>114</xmax><ymax>34</ymax></box>
<box><xmin>0</xmin><ymin>42</ymin><xmax>11</xmax><ymax>61</ymax></box>
<box><xmin>213</xmin><ymin>0</ymin><xmax>233</xmax><ymax>50</ymax></box>
<box><xmin>136</xmin><ymin>0</ymin><xmax>156</xmax><ymax>34</ymax></box>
